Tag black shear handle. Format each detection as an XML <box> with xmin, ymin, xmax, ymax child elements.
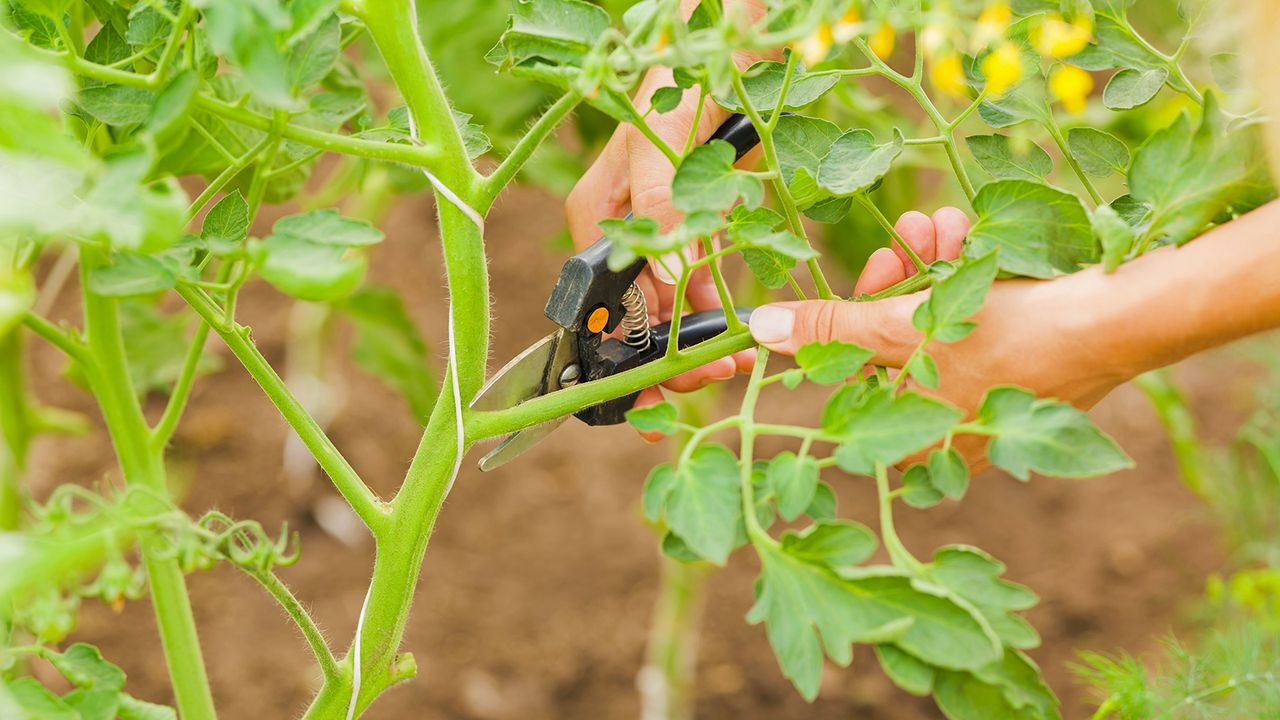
<box><xmin>543</xmin><ymin>114</ymin><xmax>761</xmax><ymax>334</ymax></box>
<box><xmin>575</xmin><ymin>307</ymin><xmax>754</xmax><ymax>426</ymax></box>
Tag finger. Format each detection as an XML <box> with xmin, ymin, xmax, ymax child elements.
<box><xmin>932</xmin><ymin>206</ymin><xmax>971</xmax><ymax>262</ymax></box>
<box><xmin>732</xmin><ymin>348</ymin><xmax>757</xmax><ymax>375</ymax></box>
<box><xmin>891</xmin><ymin>211</ymin><xmax>937</xmax><ymax>275</ymax></box>
<box><xmin>854</xmin><ymin>247</ymin><xmax>909</xmax><ymax>297</ymax></box>
<box><xmin>662</xmin><ymin>356</ymin><xmax>737</xmax><ymax>393</ymax></box>
<box><xmin>748</xmin><ymin>299</ymin><xmax>920</xmax><ymax>366</ymax></box>
<box><xmin>565</xmin><ymin>130</ymin><xmax>630</xmax><ymax>250</ymax></box>
<box><xmin>631</xmin><ymin>387</ymin><xmax>669</xmax><ymax>443</ymax></box>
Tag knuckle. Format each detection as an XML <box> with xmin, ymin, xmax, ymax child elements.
<box><xmin>809</xmin><ymin>301</ymin><xmax>844</xmax><ymax>344</ymax></box>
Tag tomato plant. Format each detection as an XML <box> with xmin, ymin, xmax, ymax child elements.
<box><xmin>0</xmin><ymin>0</ymin><xmax>1272</xmax><ymax>718</ymax></box>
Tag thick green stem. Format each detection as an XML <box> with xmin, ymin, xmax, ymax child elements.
<box><xmin>874</xmin><ymin>464</ymin><xmax>924</xmax><ymax>574</ymax></box>
<box><xmin>0</xmin><ymin>332</ymin><xmax>30</xmax><ymax>530</ymax></box>
<box><xmin>639</xmin><ymin>558</ymin><xmax>711</xmax><ymax>720</ymax></box>
<box><xmin>79</xmin><ymin>248</ymin><xmax>217</xmax><ymax>720</ymax></box>
<box><xmin>1134</xmin><ymin>369</ymin><xmax>1208</xmax><ymax>499</ymax></box>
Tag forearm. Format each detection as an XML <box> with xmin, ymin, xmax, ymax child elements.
<box><xmin>1099</xmin><ymin>199</ymin><xmax>1280</xmax><ymax>375</ymax></box>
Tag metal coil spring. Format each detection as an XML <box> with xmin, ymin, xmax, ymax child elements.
<box><xmin>619</xmin><ymin>282</ymin><xmax>652</xmax><ymax>349</ymax></box>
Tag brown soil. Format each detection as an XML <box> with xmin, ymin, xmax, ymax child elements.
<box><xmin>22</xmin><ymin>186</ymin><xmax>1243</xmax><ymax>719</ymax></box>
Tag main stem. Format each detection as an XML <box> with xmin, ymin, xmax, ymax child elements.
<box><xmin>80</xmin><ymin>248</ymin><xmax>217</xmax><ymax>720</ymax></box>
<box><xmin>0</xmin><ymin>332</ymin><xmax>30</xmax><ymax>531</ymax></box>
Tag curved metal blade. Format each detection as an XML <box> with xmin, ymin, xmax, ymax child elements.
<box><xmin>471</xmin><ymin>329</ymin><xmax>579</xmax><ymax>471</ymax></box>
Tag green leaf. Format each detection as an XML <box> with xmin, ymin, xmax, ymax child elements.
<box><xmin>642</xmin><ymin>464</ymin><xmax>676</xmax><ymax>523</ymax></box>
<box><xmin>86</xmin><ymin>23</ymin><xmax>131</xmax><ymax>66</ymax></box>
<box><xmin>795</xmin><ymin>340</ymin><xmax>873</xmax><ymax>386</ymax></box>
<box><xmin>201</xmin><ymin>0</ymin><xmax>292</xmax><ymax>108</ymax></box>
<box><xmin>934</xmin><ymin>649</ymin><xmax>1061</xmax><ymax>720</ymax></box>
<box><xmin>730</xmin><ymin>224</ymin><xmax>817</xmax><ymax>261</ymax></box>
<box><xmin>831</xmin><ymin>390</ymin><xmax>963</xmax><ymax>474</ymax></box>
<box><xmin>779</xmin><ymin>520</ymin><xmax>877</xmax><ymax>568</ymax></box>
<box><xmin>86</xmin><ymin>253</ymin><xmax>176</xmax><ymax>297</ymax></box>
<box><xmin>966</xmin><ymin>135</ymin><xmax>1052</xmax><ymax>182</ymax></box>
<box><xmin>666</xmin><ymin>443</ymin><xmax>743</xmax><ymax>565</ymax></box>
<box><xmin>145</xmin><ymin>70</ymin><xmax>198</xmax><ymax>140</ymax></box>
<box><xmin>905</xmin><ymin>351</ymin><xmax>940</xmax><ymax>389</ymax></box>
<box><xmin>816</xmin><ymin>129</ymin><xmax>904</xmax><ymax>197</ymax></box>
<box><xmin>125</xmin><ymin>3</ymin><xmax>173</xmax><ymax>48</ymax></box>
<box><xmin>876</xmin><ymin>644</ymin><xmax>935</xmax><ymax>696</ymax></box>
<box><xmin>0</xmin><ymin>270</ymin><xmax>36</xmax><ymax>340</ymax></box>
<box><xmin>16</xmin><ymin>0</ymin><xmax>71</xmax><ymax>20</ymax></box>
<box><xmin>490</xmin><ymin>0</ymin><xmax>611</xmax><ymax>71</ymax></box>
<box><xmin>928</xmin><ymin>448</ymin><xmax>970</xmax><ymax>500</ymax></box>
<box><xmin>255</xmin><ymin>235</ymin><xmax>367</xmax><ymax>302</ymax></box>
<box><xmin>117</xmin><ymin>694</ymin><xmax>177</xmax><ymax>720</ymax></box>
<box><xmin>964</xmin><ymin>179</ymin><xmax>1096</xmax><ymax>279</ymax></box>
<box><xmin>1070</xmin><ymin>3</ymin><xmax>1165</xmax><ymax>74</ymax></box>
<box><xmin>902</xmin><ymin>464</ymin><xmax>944</xmax><ymax>509</ymax></box>
<box><xmin>115</xmin><ymin>299</ymin><xmax>219</xmax><ymax>394</ymax></box>
<box><xmin>767</xmin><ymin>451</ymin><xmax>820</xmax><ymax>521</ymax></box>
<box><xmin>1129</xmin><ymin>92</ymin><xmax>1273</xmax><ymax>248</ymax></box>
<box><xmin>1091</xmin><ymin>204</ymin><xmax>1137</xmax><ymax>272</ymax></box>
<box><xmin>975</xmin><ymin>386</ymin><xmax>1133</xmax><ymax>480</ymax></box>
<box><xmin>660</xmin><ymin>531</ymin><xmax>703</xmax><ymax>563</ymax></box>
<box><xmin>200</xmin><ymin>190</ymin><xmax>250</xmax><ymax>255</ymax></box>
<box><xmin>913</xmin><ymin>252</ymin><xmax>999</xmax><ymax>342</ymax></box>
<box><xmin>714</xmin><ymin>58</ymin><xmax>838</xmax><ymax>114</ymax></box>
<box><xmin>340</xmin><ymin>286</ymin><xmax>436</xmax><ymax>422</ymax></box>
<box><xmin>286</xmin><ymin>0</ymin><xmax>340</xmax><ymax>45</ymax></box>
<box><xmin>3</xmin><ymin>677</ymin><xmax>78</xmax><ymax>720</ymax></box>
<box><xmin>672</xmin><ymin>140</ymin><xmax>764</xmax><ymax>213</ymax></box>
<box><xmin>1066</xmin><ymin>127</ymin><xmax>1130</xmax><ymax>177</ymax></box>
<box><xmin>78</xmin><ymin>85</ymin><xmax>156</xmax><ymax>126</ymax></box>
<box><xmin>287</xmin><ymin>13</ymin><xmax>340</xmax><ymax>91</ymax></box>
<box><xmin>741</xmin><ymin>248</ymin><xmax>796</xmax><ymax>289</ymax></box>
<box><xmin>750</xmin><ymin>546</ymin><xmax>1001</xmax><ymax>701</ymax></box>
<box><xmin>1102</xmin><ymin>66</ymin><xmax>1167</xmax><ymax>110</ymax></box>
<box><xmin>46</xmin><ymin>643</ymin><xmax>127</xmax><ymax>692</ymax></box>
<box><xmin>649</xmin><ymin>86</ymin><xmax>684</xmax><ymax>114</ymax></box>
<box><xmin>773</xmin><ymin>115</ymin><xmax>842</xmax><ymax>185</ymax></box>
<box><xmin>271</xmin><ymin>209</ymin><xmax>384</xmax><ymax>247</ymax></box>
<box><xmin>625</xmin><ymin>402</ymin><xmax>679</xmax><ymax>434</ymax></box>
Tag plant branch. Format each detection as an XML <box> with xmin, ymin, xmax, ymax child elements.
<box><xmin>245</xmin><ymin>567</ymin><xmax>339</xmax><ymax>680</ymax></box>
<box><xmin>22</xmin><ymin>312</ymin><xmax>91</xmax><ymax>366</ymax></box>
<box><xmin>1044</xmin><ymin>113</ymin><xmax>1104</xmax><ymax>207</ymax></box>
<box><xmin>482</xmin><ymin>91</ymin><xmax>582</xmax><ymax>206</ymax></box>
<box><xmin>175</xmin><ymin>284</ymin><xmax>389</xmax><ymax>534</ymax></box>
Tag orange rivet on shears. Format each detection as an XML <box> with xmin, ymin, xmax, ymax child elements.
<box><xmin>586</xmin><ymin>307</ymin><xmax>609</xmax><ymax>334</ymax></box>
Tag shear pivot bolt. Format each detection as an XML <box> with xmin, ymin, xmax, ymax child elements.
<box><xmin>559</xmin><ymin>364</ymin><xmax>581</xmax><ymax>388</ymax></box>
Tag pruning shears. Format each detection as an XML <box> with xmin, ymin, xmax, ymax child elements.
<box><xmin>469</xmin><ymin>114</ymin><xmax>762</xmax><ymax>471</ymax></box>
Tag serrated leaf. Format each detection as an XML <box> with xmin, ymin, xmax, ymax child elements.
<box><xmin>1129</xmin><ymin>92</ymin><xmax>1272</xmax><ymax>248</ymax></box>
<box><xmin>913</xmin><ymin>251</ymin><xmax>999</xmax><ymax>342</ymax></box>
<box><xmin>201</xmin><ymin>0</ymin><xmax>293</xmax><ymax>108</ymax></box>
<box><xmin>642</xmin><ymin>464</ymin><xmax>676</xmax><ymax>523</ymax></box>
<box><xmin>741</xmin><ymin>248</ymin><xmax>795</xmax><ymax>289</ymax></box>
<box><xmin>906</xmin><ymin>351</ymin><xmax>940</xmax><ymax>389</ymax></box>
<box><xmin>779</xmin><ymin>520</ymin><xmax>877</xmax><ymax>568</ymax></box>
<box><xmin>928</xmin><ymin>449</ymin><xmax>969</xmax><ymax>500</ymax></box>
<box><xmin>491</xmin><ymin>0</ymin><xmax>611</xmax><ymax>70</ymax></box>
<box><xmin>966</xmin><ymin>135</ymin><xmax>1052</xmax><ymax>182</ymax></box>
<box><xmin>714</xmin><ymin>59</ymin><xmax>838</xmax><ymax>114</ymax></box>
<box><xmin>831</xmin><ymin>390</ymin><xmax>963</xmax><ymax>474</ymax></box>
<box><xmin>964</xmin><ymin>179</ymin><xmax>1096</xmax><ymax>279</ymax></box>
<box><xmin>201</xmin><ymin>191</ymin><xmax>250</xmax><ymax>255</ymax></box>
<box><xmin>750</xmin><ymin>546</ymin><xmax>1001</xmax><ymax>701</ymax></box>
<box><xmin>975</xmin><ymin>386</ymin><xmax>1133</xmax><ymax>480</ymax></box>
<box><xmin>767</xmin><ymin>451</ymin><xmax>820</xmax><ymax>521</ymax></box>
<box><xmin>255</xmin><ymin>235</ymin><xmax>367</xmax><ymax>302</ymax></box>
<box><xmin>876</xmin><ymin>644</ymin><xmax>935</xmax><ymax>696</ymax></box>
<box><xmin>271</xmin><ymin>208</ymin><xmax>384</xmax><ymax>247</ymax></box>
<box><xmin>145</xmin><ymin>70</ymin><xmax>198</xmax><ymax>139</ymax></box>
<box><xmin>46</xmin><ymin>644</ymin><xmax>126</xmax><ymax>692</ymax></box>
<box><xmin>4</xmin><ymin>677</ymin><xmax>78</xmax><ymax>720</ymax></box>
<box><xmin>649</xmin><ymin>86</ymin><xmax>684</xmax><ymax>114</ymax></box>
<box><xmin>672</xmin><ymin>140</ymin><xmax>763</xmax><ymax>213</ymax></box>
<box><xmin>626</xmin><ymin>401</ymin><xmax>679</xmax><ymax>434</ymax></box>
<box><xmin>117</xmin><ymin>694</ymin><xmax>177</xmax><ymax>720</ymax></box>
<box><xmin>86</xmin><ymin>253</ymin><xmax>176</xmax><ymax>297</ymax></box>
<box><xmin>287</xmin><ymin>13</ymin><xmax>340</xmax><ymax>91</ymax></box>
<box><xmin>933</xmin><ymin>649</ymin><xmax>1061</xmax><ymax>720</ymax></box>
<box><xmin>795</xmin><ymin>340</ymin><xmax>873</xmax><ymax>385</ymax></box>
<box><xmin>78</xmin><ymin>85</ymin><xmax>156</xmax><ymax>126</ymax></box>
<box><xmin>666</xmin><ymin>443</ymin><xmax>743</xmax><ymax>565</ymax></box>
<box><xmin>1067</xmin><ymin>127</ymin><xmax>1130</xmax><ymax>177</ymax></box>
<box><xmin>773</xmin><ymin>114</ymin><xmax>843</xmax><ymax>185</ymax></box>
<box><xmin>806</xmin><ymin>481</ymin><xmax>837</xmax><ymax>520</ymax></box>
<box><xmin>1091</xmin><ymin>204</ymin><xmax>1137</xmax><ymax>272</ymax></box>
<box><xmin>730</xmin><ymin>224</ymin><xmax>817</xmax><ymax>261</ymax></box>
<box><xmin>340</xmin><ymin>286</ymin><xmax>436</xmax><ymax>421</ymax></box>
<box><xmin>816</xmin><ymin>129</ymin><xmax>904</xmax><ymax>197</ymax></box>
<box><xmin>902</xmin><ymin>464</ymin><xmax>944</xmax><ymax>508</ymax></box>
<box><xmin>1102</xmin><ymin>66</ymin><xmax>1167</xmax><ymax>110</ymax></box>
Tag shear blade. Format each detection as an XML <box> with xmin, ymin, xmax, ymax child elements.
<box><xmin>470</xmin><ymin>329</ymin><xmax>578</xmax><ymax>471</ymax></box>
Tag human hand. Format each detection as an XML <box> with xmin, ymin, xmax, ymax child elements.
<box><xmin>749</xmin><ymin>207</ymin><xmax>1136</xmax><ymax>471</ymax></box>
<box><xmin>566</xmin><ymin>61</ymin><xmax>761</xmax><ymax>441</ymax></box>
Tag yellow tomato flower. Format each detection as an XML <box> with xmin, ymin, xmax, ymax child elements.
<box><xmin>833</xmin><ymin>6</ymin><xmax>861</xmax><ymax>44</ymax></box>
<box><xmin>869</xmin><ymin>21</ymin><xmax>895</xmax><ymax>59</ymax></box>
<box><xmin>975</xmin><ymin>1</ymin><xmax>1012</xmax><ymax>45</ymax></box>
<box><xmin>1049</xmin><ymin>64</ymin><xmax>1094</xmax><ymax>114</ymax></box>
<box><xmin>981</xmin><ymin>42</ymin><xmax>1023</xmax><ymax>97</ymax></box>
<box><xmin>920</xmin><ymin>24</ymin><xmax>947</xmax><ymax>58</ymax></box>
<box><xmin>792</xmin><ymin>22</ymin><xmax>834</xmax><ymax>66</ymax></box>
<box><xmin>654</xmin><ymin>29</ymin><xmax>669</xmax><ymax>51</ymax></box>
<box><xmin>1032</xmin><ymin>13</ymin><xmax>1092</xmax><ymax>58</ymax></box>
<box><xmin>930</xmin><ymin>51</ymin><xmax>967</xmax><ymax>98</ymax></box>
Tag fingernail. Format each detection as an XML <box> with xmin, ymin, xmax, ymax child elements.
<box><xmin>652</xmin><ymin>253</ymin><xmax>681</xmax><ymax>285</ymax></box>
<box><xmin>750</xmin><ymin>306</ymin><xmax>794</xmax><ymax>345</ymax></box>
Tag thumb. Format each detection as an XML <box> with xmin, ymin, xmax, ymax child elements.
<box><xmin>748</xmin><ymin>299</ymin><xmax>920</xmax><ymax>367</ymax></box>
